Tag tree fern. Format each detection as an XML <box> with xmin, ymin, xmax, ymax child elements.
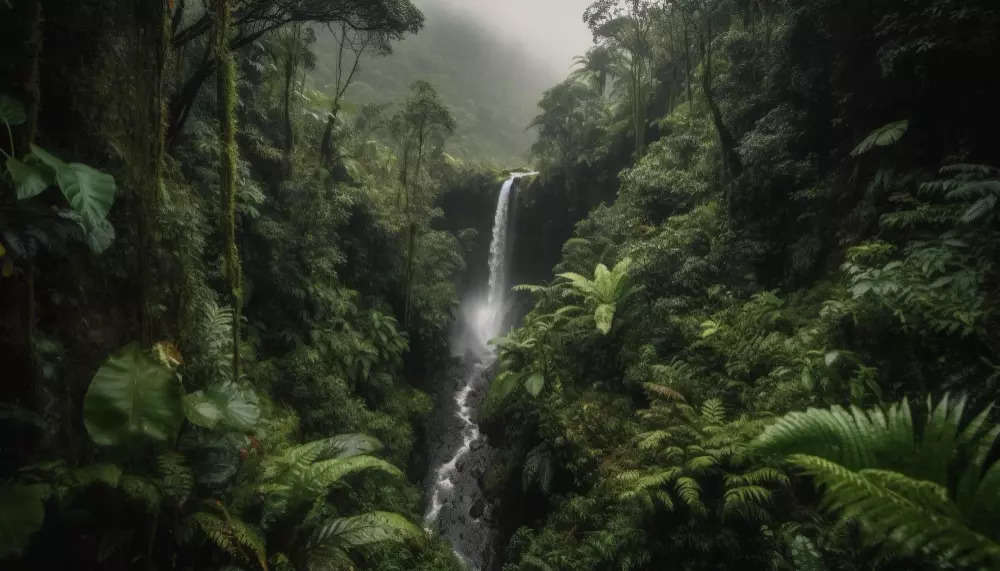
<box><xmin>789</xmin><ymin>454</ymin><xmax>1000</xmax><ymax>567</ymax></box>
<box><xmin>556</xmin><ymin>257</ymin><xmax>636</xmax><ymax>334</ymax></box>
<box><xmin>754</xmin><ymin>395</ymin><xmax>1000</xmax><ymax>567</ymax></box>
<box><xmin>620</xmin><ymin>397</ymin><xmax>786</xmax><ymax>526</ymax></box>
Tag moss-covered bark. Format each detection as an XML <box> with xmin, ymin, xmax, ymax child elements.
<box><xmin>215</xmin><ymin>0</ymin><xmax>242</xmax><ymax>380</ymax></box>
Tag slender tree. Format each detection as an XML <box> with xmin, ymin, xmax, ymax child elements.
<box><xmin>268</xmin><ymin>23</ymin><xmax>316</xmax><ymax>175</ymax></box>
<box><xmin>570</xmin><ymin>45</ymin><xmax>617</xmax><ymax>97</ymax></box>
<box><xmin>390</xmin><ymin>82</ymin><xmax>455</xmax><ymax>325</ymax></box>
<box><xmin>695</xmin><ymin>1</ymin><xmax>742</xmax><ymax>182</ymax></box>
<box><xmin>318</xmin><ymin>25</ymin><xmax>391</xmax><ymax>163</ymax></box>
<box><xmin>585</xmin><ymin>0</ymin><xmax>656</xmax><ymax>156</ymax></box>
<box><xmin>166</xmin><ymin>0</ymin><xmax>424</xmax><ymax>145</ymax></box>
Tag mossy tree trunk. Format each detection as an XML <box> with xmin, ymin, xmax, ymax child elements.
<box><xmin>215</xmin><ymin>0</ymin><xmax>242</xmax><ymax>380</ymax></box>
<box><xmin>127</xmin><ymin>0</ymin><xmax>172</xmax><ymax>346</ymax></box>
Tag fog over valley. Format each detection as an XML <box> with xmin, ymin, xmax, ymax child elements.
<box><xmin>309</xmin><ymin>0</ymin><xmax>595</xmax><ymax>163</ymax></box>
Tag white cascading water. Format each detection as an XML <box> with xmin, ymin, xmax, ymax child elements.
<box><xmin>424</xmin><ymin>173</ymin><xmax>534</xmax><ymax>570</ymax></box>
<box><xmin>481</xmin><ymin>176</ymin><xmax>516</xmax><ymax>343</ymax></box>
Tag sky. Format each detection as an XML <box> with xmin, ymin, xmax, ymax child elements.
<box><xmin>418</xmin><ymin>0</ymin><xmax>596</xmax><ymax>77</ymax></box>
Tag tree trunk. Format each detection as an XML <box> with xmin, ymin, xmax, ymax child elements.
<box><xmin>683</xmin><ymin>18</ymin><xmax>694</xmax><ymax>127</ymax></box>
<box><xmin>403</xmin><ymin>124</ymin><xmax>426</xmax><ymax>326</ymax></box>
<box><xmin>166</xmin><ymin>56</ymin><xmax>215</xmax><ymax>147</ymax></box>
<box><xmin>700</xmin><ymin>29</ymin><xmax>742</xmax><ymax>182</ymax></box>
<box><xmin>632</xmin><ymin>59</ymin><xmax>640</xmax><ymax>155</ymax></box>
<box><xmin>404</xmin><ymin>222</ymin><xmax>417</xmax><ymax>325</ymax></box>
<box><xmin>282</xmin><ymin>44</ymin><xmax>295</xmax><ymax>173</ymax></box>
<box><xmin>216</xmin><ymin>0</ymin><xmax>242</xmax><ymax>381</ymax></box>
<box><xmin>319</xmin><ymin>102</ymin><xmax>339</xmax><ymax>163</ymax></box>
<box><xmin>17</xmin><ymin>0</ymin><xmax>43</xmax><ymax>156</ymax></box>
<box><xmin>129</xmin><ymin>0</ymin><xmax>172</xmax><ymax>346</ymax></box>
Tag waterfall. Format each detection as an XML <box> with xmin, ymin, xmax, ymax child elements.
<box><xmin>424</xmin><ymin>173</ymin><xmax>534</xmax><ymax>570</ymax></box>
<box><xmin>483</xmin><ymin>176</ymin><xmax>515</xmax><ymax>340</ymax></box>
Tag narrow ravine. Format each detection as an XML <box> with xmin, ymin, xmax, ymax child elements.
<box><xmin>424</xmin><ymin>173</ymin><xmax>531</xmax><ymax>570</ymax></box>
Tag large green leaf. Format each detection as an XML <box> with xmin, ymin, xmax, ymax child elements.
<box><xmin>594</xmin><ymin>303</ymin><xmax>616</xmax><ymax>334</ymax></box>
<box><xmin>190</xmin><ymin>442</ymin><xmax>240</xmax><ymax>487</ymax></box>
<box><xmin>850</xmin><ymin>120</ymin><xmax>909</xmax><ymax>156</ymax></box>
<box><xmin>83</xmin><ymin>343</ymin><xmax>184</xmax><ymax>446</ymax></box>
<box><xmin>327</xmin><ymin>433</ymin><xmax>384</xmax><ymax>459</ymax></box>
<box><xmin>29</xmin><ymin>144</ymin><xmax>65</xmax><ymax>171</ymax></box>
<box><xmin>215</xmin><ymin>383</ymin><xmax>260</xmax><ymax>431</ymax></box>
<box><xmin>6</xmin><ymin>157</ymin><xmax>52</xmax><ymax>200</ymax></box>
<box><xmin>182</xmin><ymin>382</ymin><xmax>259</xmax><ymax>431</ymax></box>
<box><xmin>524</xmin><ymin>372</ymin><xmax>545</xmax><ymax>397</ymax></box>
<box><xmin>485</xmin><ymin>370</ymin><xmax>524</xmax><ymax>412</ymax></box>
<box><xmin>56</xmin><ymin>162</ymin><xmax>116</xmax><ymax>228</ymax></box>
<box><xmin>183</xmin><ymin>391</ymin><xmax>225</xmax><ymax>429</ymax></box>
<box><xmin>0</xmin><ymin>94</ymin><xmax>26</xmax><ymax>126</ymax></box>
<box><xmin>307</xmin><ymin>456</ymin><xmax>403</xmax><ymax>493</ymax></box>
<box><xmin>25</xmin><ymin>144</ymin><xmax>117</xmax><ymax>252</ymax></box>
<box><xmin>82</xmin><ymin>215</ymin><xmax>115</xmax><ymax>254</ymax></box>
<box><xmin>0</xmin><ymin>484</ymin><xmax>50</xmax><ymax>558</ymax></box>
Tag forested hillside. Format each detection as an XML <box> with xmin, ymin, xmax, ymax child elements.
<box><xmin>489</xmin><ymin>1</ymin><xmax>1000</xmax><ymax>569</ymax></box>
<box><xmin>309</xmin><ymin>0</ymin><xmax>561</xmax><ymax>164</ymax></box>
<box><xmin>1</xmin><ymin>1</ymin><xmax>999</xmax><ymax>571</ymax></box>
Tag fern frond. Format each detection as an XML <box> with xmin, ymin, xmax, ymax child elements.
<box><xmin>325</xmin><ymin>433</ymin><xmax>384</xmax><ymax>459</ymax></box>
<box><xmin>724</xmin><ymin>486</ymin><xmax>771</xmax><ymax>512</ymax></box>
<box><xmin>850</xmin><ymin>120</ymin><xmax>908</xmax><ymax>156</ymax></box>
<box><xmin>753</xmin><ymin>400</ymin><xmax>915</xmax><ymax>473</ymax></box>
<box><xmin>725</xmin><ymin>467</ymin><xmax>789</xmax><ymax>487</ymax></box>
<box><xmin>788</xmin><ymin>454</ymin><xmax>1000</xmax><ymax>567</ymax></box>
<box><xmin>685</xmin><ymin>455</ymin><xmax>718</xmax><ymax>473</ymax></box>
<box><xmin>157</xmin><ymin>452</ymin><xmax>193</xmax><ymax>501</ymax></box>
<box><xmin>521</xmin><ymin>554</ymin><xmax>556</xmax><ymax>570</ymax></box>
<box><xmin>309</xmin><ymin>511</ymin><xmax>423</xmax><ymax>551</ymax></box>
<box><xmin>512</xmin><ymin>284</ymin><xmax>549</xmax><ymax>295</ymax></box>
<box><xmin>641</xmin><ymin>382</ymin><xmax>687</xmax><ymax>402</ymax></box>
<box><xmin>304</xmin><ymin>456</ymin><xmax>403</xmax><ymax>494</ymax></box>
<box><xmin>120</xmin><ymin>475</ymin><xmax>161</xmax><ymax>512</ymax></box>
<box><xmin>190</xmin><ymin>510</ymin><xmax>267</xmax><ymax>570</ymax></box>
<box><xmin>674</xmin><ymin>476</ymin><xmax>706</xmax><ymax>515</ymax></box>
<box><xmin>859</xmin><ymin>469</ymin><xmax>957</xmax><ymax>518</ymax></box>
<box><xmin>616</xmin><ymin>467</ymin><xmax>681</xmax><ymax>507</ymax></box>
<box><xmin>636</xmin><ymin>430</ymin><xmax>671</xmax><ymax>451</ymax></box>
<box><xmin>700</xmin><ymin>399</ymin><xmax>726</xmax><ymax>427</ymax></box>
<box><xmin>939</xmin><ymin>163</ymin><xmax>1000</xmax><ymax>177</ymax></box>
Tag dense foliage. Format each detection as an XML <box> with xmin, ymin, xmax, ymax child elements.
<box><xmin>485</xmin><ymin>1</ymin><xmax>1000</xmax><ymax>569</ymax></box>
<box><xmin>0</xmin><ymin>1</ymin><xmax>479</xmax><ymax>569</ymax></box>
<box><xmin>2</xmin><ymin>0</ymin><xmax>1000</xmax><ymax>570</ymax></box>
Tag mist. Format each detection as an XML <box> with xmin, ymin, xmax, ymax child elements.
<box><xmin>313</xmin><ymin>0</ymin><xmax>597</xmax><ymax>162</ymax></box>
<box><xmin>419</xmin><ymin>0</ymin><xmax>596</xmax><ymax>77</ymax></box>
